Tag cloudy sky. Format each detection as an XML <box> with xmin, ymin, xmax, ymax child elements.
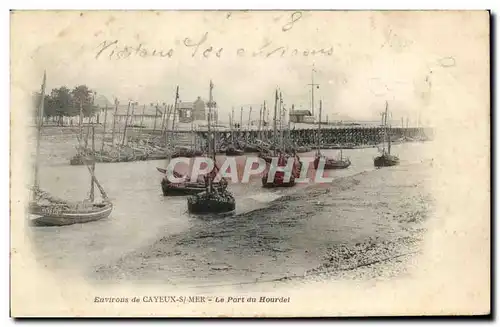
<box><xmin>11</xmin><ymin>11</ymin><xmax>488</xmax><ymax>125</ymax></box>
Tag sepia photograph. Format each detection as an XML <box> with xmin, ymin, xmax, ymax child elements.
<box><xmin>9</xmin><ymin>9</ymin><xmax>490</xmax><ymax>317</ymax></box>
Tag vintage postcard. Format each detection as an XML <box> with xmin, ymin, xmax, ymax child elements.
<box><xmin>10</xmin><ymin>10</ymin><xmax>490</xmax><ymax>317</ymax></box>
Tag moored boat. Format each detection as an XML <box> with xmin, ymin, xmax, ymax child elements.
<box><xmin>374</xmin><ymin>153</ymin><xmax>399</xmax><ymax>167</ymax></box>
<box><xmin>187</xmin><ymin>186</ymin><xmax>235</xmax><ymax>214</ymax></box>
<box><xmin>313</xmin><ymin>152</ymin><xmax>351</xmax><ymax>170</ymax></box>
<box><xmin>30</xmin><ymin>195</ymin><xmax>113</xmax><ymax>227</ymax></box>
<box><xmin>187</xmin><ymin>80</ymin><xmax>236</xmax><ymax>215</ymax></box>
<box><xmin>261</xmin><ymin>153</ymin><xmax>302</xmax><ymax>188</ymax></box>
<box><xmin>29</xmin><ymin>72</ymin><xmax>113</xmax><ymax>227</ymax></box>
<box><xmin>312</xmin><ymin>89</ymin><xmax>351</xmax><ymax>171</ymax></box>
<box><xmin>261</xmin><ymin>89</ymin><xmax>302</xmax><ymax>188</ymax></box>
<box><xmin>157</xmin><ymin>167</ymin><xmax>227</xmax><ymax>196</ymax></box>
<box><xmin>374</xmin><ymin>101</ymin><xmax>399</xmax><ymax>168</ymax></box>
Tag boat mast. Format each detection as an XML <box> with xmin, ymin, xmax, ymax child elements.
<box><xmin>308</xmin><ymin>65</ymin><xmax>319</xmax><ymax>119</ymax></box>
<box><xmin>207</xmin><ymin>80</ymin><xmax>215</xmax><ymax>193</ymax></box>
<box><xmin>84</xmin><ymin>92</ymin><xmax>96</xmax><ymax>150</ymax></box>
<box><xmin>240</xmin><ymin>107</ymin><xmax>243</xmax><ymax>130</ymax></box>
<box><xmin>191</xmin><ymin>113</ymin><xmax>195</xmax><ymax>149</ymax></box>
<box><xmin>90</xmin><ymin>123</ymin><xmax>95</xmax><ymax>202</ymax></box>
<box><xmin>247</xmin><ymin>106</ymin><xmax>252</xmax><ymax>144</ymax></box>
<box><xmin>33</xmin><ymin>70</ymin><xmax>47</xmax><ymax>193</ymax></box>
<box><xmin>386</xmin><ymin>101</ymin><xmax>392</xmax><ymax>155</ymax></box>
<box><xmin>317</xmin><ymin>100</ymin><xmax>322</xmax><ymax>155</ymax></box>
<box><xmin>258</xmin><ymin>104</ymin><xmax>263</xmax><ymax>139</ymax></box>
<box><xmin>173</xmin><ymin>87</ymin><xmax>179</xmax><ymax>142</ymax></box>
<box><xmin>262</xmin><ymin>101</ymin><xmax>266</xmax><ymax>140</ymax></box>
<box><xmin>140</xmin><ymin>104</ymin><xmax>145</xmax><ymax>140</ymax></box>
<box><xmin>101</xmin><ymin>104</ymin><xmax>108</xmax><ymax>152</ymax></box>
<box><xmin>279</xmin><ymin>92</ymin><xmax>284</xmax><ymax>152</ymax></box>
<box><xmin>79</xmin><ymin>96</ymin><xmax>84</xmax><ymax>147</ymax></box>
<box><xmin>111</xmin><ymin>98</ymin><xmax>119</xmax><ymax>148</ymax></box>
<box><xmin>231</xmin><ymin>107</ymin><xmax>235</xmax><ymax>145</ymax></box>
<box><xmin>228</xmin><ymin>113</ymin><xmax>233</xmax><ymax>146</ymax></box>
<box><xmin>166</xmin><ymin>87</ymin><xmax>180</xmax><ymax>166</ymax></box>
<box><xmin>161</xmin><ymin>103</ymin><xmax>167</xmax><ymax>134</ymax></box>
<box><xmin>273</xmin><ymin>89</ymin><xmax>278</xmax><ymax>155</ymax></box>
<box><xmin>121</xmin><ymin>101</ymin><xmax>132</xmax><ymax>146</ymax></box>
<box><xmin>384</xmin><ymin>100</ymin><xmax>389</xmax><ymax>154</ymax></box>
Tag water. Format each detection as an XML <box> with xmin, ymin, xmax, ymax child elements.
<box><xmin>27</xmin><ymin>132</ymin><xmax>432</xmax><ymax>285</ymax></box>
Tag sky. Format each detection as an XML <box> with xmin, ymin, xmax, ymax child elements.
<box><xmin>11</xmin><ymin>11</ymin><xmax>489</xmax><ymax>126</ymax></box>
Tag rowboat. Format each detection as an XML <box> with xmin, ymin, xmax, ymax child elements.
<box><xmin>29</xmin><ymin>198</ymin><xmax>113</xmax><ymax>227</ymax></box>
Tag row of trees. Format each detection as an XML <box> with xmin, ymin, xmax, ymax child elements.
<box><xmin>33</xmin><ymin>85</ymin><xmax>100</xmax><ymax>122</ymax></box>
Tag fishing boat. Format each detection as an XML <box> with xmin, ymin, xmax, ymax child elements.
<box><xmin>313</xmin><ymin>100</ymin><xmax>351</xmax><ymax>170</ymax></box>
<box><xmin>158</xmin><ymin>86</ymin><xmax>213</xmax><ymax>196</ymax></box>
<box><xmin>374</xmin><ymin>101</ymin><xmax>400</xmax><ymax>168</ymax></box>
<box><xmin>262</xmin><ymin>151</ymin><xmax>302</xmax><ymax>188</ymax></box>
<box><xmin>187</xmin><ymin>80</ymin><xmax>236</xmax><ymax>214</ymax></box>
<box><xmin>262</xmin><ymin>89</ymin><xmax>302</xmax><ymax>188</ymax></box>
<box><xmin>29</xmin><ymin>74</ymin><xmax>113</xmax><ymax>227</ymax></box>
<box><xmin>157</xmin><ymin>166</ymin><xmax>227</xmax><ymax>196</ymax></box>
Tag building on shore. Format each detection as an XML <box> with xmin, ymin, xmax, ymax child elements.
<box><xmin>289</xmin><ymin>107</ymin><xmax>313</xmax><ymax>123</ymax></box>
<box><xmin>178</xmin><ymin>97</ymin><xmax>208</xmax><ymax>123</ymax></box>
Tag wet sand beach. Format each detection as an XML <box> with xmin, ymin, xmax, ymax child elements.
<box><xmin>93</xmin><ymin>159</ymin><xmax>433</xmax><ymax>287</ymax></box>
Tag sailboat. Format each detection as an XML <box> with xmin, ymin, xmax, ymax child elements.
<box><xmin>261</xmin><ymin>89</ymin><xmax>302</xmax><ymax>188</ymax></box>
<box><xmin>374</xmin><ymin>101</ymin><xmax>400</xmax><ymax>167</ymax></box>
<box><xmin>30</xmin><ymin>72</ymin><xmax>113</xmax><ymax>226</ymax></box>
<box><xmin>187</xmin><ymin>80</ymin><xmax>235</xmax><ymax>214</ymax></box>
<box><xmin>313</xmin><ymin>100</ymin><xmax>351</xmax><ymax>170</ymax></box>
<box><xmin>157</xmin><ymin>86</ymin><xmax>221</xmax><ymax>196</ymax></box>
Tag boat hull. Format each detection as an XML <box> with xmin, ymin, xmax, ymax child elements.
<box><xmin>261</xmin><ymin>175</ymin><xmax>296</xmax><ymax>188</ymax></box>
<box><xmin>374</xmin><ymin>155</ymin><xmax>399</xmax><ymax>167</ymax></box>
<box><xmin>313</xmin><ymin>157</ymin><xmax>351</xmax><ymax>170</ymax></box>
<box><xmin>187</xmin><ymin>191</ymin><xmax>236</xmax><ymax>214</ymax></box>
<box><xmin>29</xmin><ymin>202</ymin><xmax>113</xmax><ymax>226</ymax></box>
<box><xmin>161</xmin><ymin>179</ymin><xmax>206</xmax><ymax>196</ymax></box>
<box><xmin>261</xmin><ymin>156</ymin><xmax>302</xmax><ymax>188</ymax></box>
<box><xmin>161</xmin><ymin>177</ymin><xmax>226</xmax><ymax>196</ymax></box>
<box><xmin>225</xmin><ymin>148</ymin><xmax>244</xmax><ymax>156</ymax></box>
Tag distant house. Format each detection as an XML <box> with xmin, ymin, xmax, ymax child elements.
<box><xmin>289</xmin><ymin>109</ymin><xmax>313</xmax><ymax>123</ymax></box>
<box><xmin>177</xmin><ymin>97</ymin><xmax>206</xmax><ymax>123</ymax></box>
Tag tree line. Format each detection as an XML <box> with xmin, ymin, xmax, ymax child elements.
<box><xmin>33</xmin><ymin>85</ymin><xmax>100</xmax><ymax>124</ymax></box>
